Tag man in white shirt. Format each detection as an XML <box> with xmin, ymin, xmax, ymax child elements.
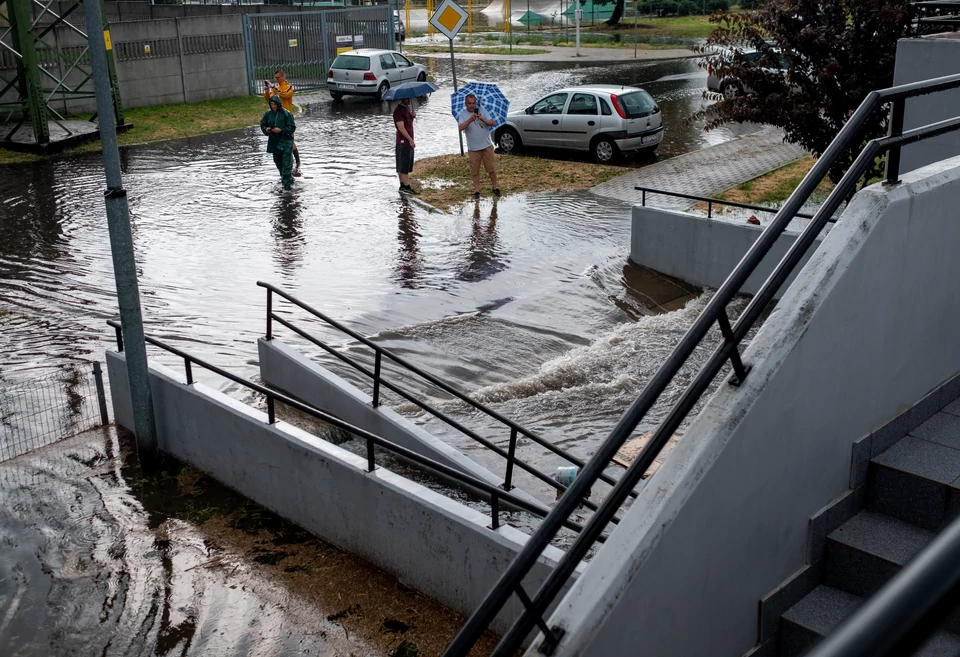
<box><xmin>456</xmin><ymin>94</ymin><xmax>501</xmax><ymax>200</ymax></box>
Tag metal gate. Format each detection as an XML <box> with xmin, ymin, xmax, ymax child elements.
<box><xmin>243</xmin><ymin>6</ymin><xmax>397</xmax><ymax>94</ymax></box>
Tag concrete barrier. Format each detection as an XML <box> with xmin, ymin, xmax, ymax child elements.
<box><xmin>895</xmin><ymin>36</ymin><xmax>960</xmax><ymax>176</ymax></box>
<box><xmin>536</xmin><ymin>155</ymin><xmax>960</xmax><ymax>657</ymax></box>
<box><xmin>258</xmin><ymin>337</ymin><xmax>545</xmax><ymax>509</ymax></box>
<box><xmin>106</xmin><ymin>350</ymin><xmax>582</xmax><ymax>637</ymax></box>
<box><xmin>630</xmin><ymin>206</ymin><xmax>822</xmax><ymax>297</ymax></box>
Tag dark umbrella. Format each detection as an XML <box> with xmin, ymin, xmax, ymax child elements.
<box><xmin>382</xmin><ymin>80</ymin><xmax>440</xmax><ymax>101</ymax></box>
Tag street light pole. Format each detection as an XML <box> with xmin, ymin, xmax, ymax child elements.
<box><xmin>575</xmin><ymin>0</ymin><xmax>581</xmax><ymax>56</ymax></box>
<box><xmin>83</xmin><ymin>0</ymin><xmax>158</xmax><ymax>460</ymax></box>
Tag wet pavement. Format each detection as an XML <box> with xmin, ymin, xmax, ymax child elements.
<box><xmin>0</xmin><ymin>426</ymin><xmax>503</xmax><ymax>656</ymax></box>
<box><xmin>1</xmin><ymin>55</ymin><xmax>772</xmax><ymax>654</ymax></box>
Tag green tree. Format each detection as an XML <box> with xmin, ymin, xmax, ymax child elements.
<box><xmin>699</xmin><ymin>0</ymin><xmax>911</xmax><ymax>184</ymax></box>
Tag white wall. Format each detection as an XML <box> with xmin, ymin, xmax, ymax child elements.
<box><xmin>530</xmin><ymin>156</ymin><xmax>960</xmax><ymax>657</ymax></box>
<box><xmin>895</xmin><ymin>36</ymin><xmax>960</xmax><ymax>176</ymax></box>
<box><xmin>106</xmin><ymin>351</ymin><xmax>582</xmax><ymax>637</ymax></box>
<box><xmin>630</xmin><ymin>207</ymin><xmax>821</xmax><ymax>296</ymax></box>
<box><xmin>257</xmin><ymin>338</ymin><xmax>544</xmax><ymax>511</ymax></box>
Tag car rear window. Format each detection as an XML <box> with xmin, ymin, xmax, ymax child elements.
<box><xmin>618</xmin><ymin>90</ymin><xmax>658</xmax><ymax>118</ymax></box>
<box><xmin>332</xmin><ymin>55</ymin><xmax>370</xmax><ymax>70</ymax></box>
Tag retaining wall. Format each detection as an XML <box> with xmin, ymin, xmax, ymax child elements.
<box><xmin>106</xmin><ymin>350</ymin><xmax>581</xmax><ymax>637</ymax></box>
<box><xmin>258</xmin><ymin>337</ymin><xmax>545</xmax><ymax>509</ymax></box>
<box><xmin>532</xmin><ymin>156</ymin><xmax>960</xmax><ymax>656</ymax></box>
<box><xmin>630</xmin><ymin>206</ymin><xmax>822</xmax><ymax>296</ymax></box>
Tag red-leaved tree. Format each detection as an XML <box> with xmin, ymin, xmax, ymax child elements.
<box><xmin>699</xmin><ymin>0</ymin><xmax>911</xmax><ymax>183</ymax></box>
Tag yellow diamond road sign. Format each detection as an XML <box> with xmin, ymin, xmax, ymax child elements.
<box><xmin>429</xmin><ymin>0</ymin><xmax>468</xmax><ymax>40</ymax></box>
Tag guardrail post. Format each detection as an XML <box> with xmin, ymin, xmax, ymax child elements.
<box><xmin>367</xmin><ymin>438</ymin><xmax>376</xmax><ymax>472</ymax></box>
<box><xmin>93</xmin><ymin>362</ymin><xmax>110</xmax><ymax>425</ymax></box>
<box><xmin>372</xmin><ymin>351</ymin><xmax>382</xmax><ymax>407</ymax></box>
<box><xmin>267</xmin><ymin>395</ymin><xmax>276</xmax><ymax>424</ymax></box>
<box><xmin>114</xmin><ymin>324</ymin><xmax>124</xmax><ymax>352</ymax></box>
<box><xmin>266</xmin><ymin>288</ymin><xmax>273</xmax><ymax>340</ymax></box>
<box><xmin>641</xmin><ymin>188</ymin><xmax>646</xmax><ymax>206</ymax></box>
<box><xmin>885</xmin><ymin>98</ymin><xmax>905</xmax><ymax>185</ymax></box>
<box><xmin>717</xmin><ymin>312</ymin><xmax>751</xmax><ymax>386</ymax></box>
<box><xmin>708</xmin><ymin>200</ymin><xmax>713</xmax><ymax>219</ymax></box>
<box><xmin>503</xmin><ymin>427</ymin><xmax>518</xmax><ymax>491</ymax></box>
<box><xmin>184</xmin><ymin>359</ymin><xmax>194</xmax><ymax>385</ymax></box>
<box><xmin>490</xmin><ymin>491</ymin><xmax>500</xmax><ymax>529</ymax></box>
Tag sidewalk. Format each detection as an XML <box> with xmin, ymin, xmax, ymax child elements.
<box><xmin>590</xmin><ymin>125</ymin><xmax>808</xmax><ymax>208</ymax></box>
<box><xmin>402</xmin><ymin>42</ymin><xmax>696</xmax><ymax>63</ymax></box>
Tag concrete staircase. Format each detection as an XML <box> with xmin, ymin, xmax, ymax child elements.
<box><xmin>751</xmin><ymin>397</ymin><xmax>960</xmax><ymax>657</ymax></box>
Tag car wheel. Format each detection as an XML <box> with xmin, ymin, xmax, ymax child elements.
<box><xmin>593</xmin><ymin>136</ymin><xmax>617</xmax><ymax>164</ymax></box>
<box><xmin>330</xmin><ymin>91</ymin><xmax>343</xmax><ymax>101</ymax></box>
<box><xmin>496</xmin><ymin>127</ymin><xmax>522</xmax><ymax>154</ymax></box>
<box><xmin>720</xmin><ymin>80</ymin><xmax>743</xmax><ymax>98</ymax></box>
<box><xmin>377</xmin><ymin>81</ymin><xmax>390</xmax><ymax>101</ymax></box>
<box><xmin>417</xmin><ymin>72</ymin><xmax>426</xmax><ymax>82</ymax></box>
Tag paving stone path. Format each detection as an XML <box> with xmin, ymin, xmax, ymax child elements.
<box><xmin>591</xmin><ymin>125</ymin><xmax>809</xmax><ymax>210</ymax></box>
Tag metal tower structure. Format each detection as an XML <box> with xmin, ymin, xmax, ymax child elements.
<box><xmin>0</xmin><ymin>0</ymin><xmax>123</xmax><ymax>148</ymax></box>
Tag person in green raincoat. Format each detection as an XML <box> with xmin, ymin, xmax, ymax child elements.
<box><xmin>260</xmin><ymin>94</ymin><xmax>297</xmax><ymax>190</ymax></box>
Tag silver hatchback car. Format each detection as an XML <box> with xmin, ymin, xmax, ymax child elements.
<box><xmin>327</xmin><ymin>49</ymin><xmax>427</xmax><ymax>101</ymax></box>
<box><xmin>494</xmin><ymin>85</ymin><xmax>663</xmax><ymax>163</ymax></box>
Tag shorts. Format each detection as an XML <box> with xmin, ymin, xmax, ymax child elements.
<box><xmin>468</xmin><ymin>146</ymin><xmax>496</xmax><ymax>177</ymax></box>
<box><xmin>396</xmin><ymin>143</ymin><xmax>415</xmax><ymax>174</ymax></box>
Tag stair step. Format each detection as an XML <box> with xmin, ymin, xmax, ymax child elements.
<box><xmin>780</xmin><ymin>585</ymin><xmax>960</xmax><ymax>657</ymax></box>
<box><xmin>825</xmin><ymin>511</ymin><xmax>935</xmax><ymax>597</ymax></box>
<box><xmin>780</xmin><ymin>585</ymin><xmax>862</xmax><ymax>657</ymax></box>
<box><xmin>868</xmin><ymin>434</ymin><xmax>960</xmax><ymax>531</ymax></box>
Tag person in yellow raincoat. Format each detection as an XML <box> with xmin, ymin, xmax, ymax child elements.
<box><xmin>263</xmin><ymin>69</ymin><xmax>302</xmax><ymax>176</ymax></box>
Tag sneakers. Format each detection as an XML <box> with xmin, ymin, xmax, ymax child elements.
<box><xmin>400</xmin><ymin>184</ymin><xmax>420</xmax><ymax>195</ymax></box>
<box><xmin>473</xmin><ymin>191</ymin><xmax>481</xmax><ymax>200</ymax></box>
<box><xmin>293</xmin><ymin>167</ymin><xmax>303</xmax><ymax>177</ymax></box>
<box><xmin>493</xmin><ymin>188</ymin><xmax>502</xmax><ymax>197</ymax></box>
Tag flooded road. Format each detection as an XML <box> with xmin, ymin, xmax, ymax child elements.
<box><xmin>1</xmin><ymin>56</ymin><xmax>754</xmax><ymax>653</ymax></box>
<box><xmin>0</xmin><ymin>54</ymin><xmax>752</xmax><ymax>501</ymax></box>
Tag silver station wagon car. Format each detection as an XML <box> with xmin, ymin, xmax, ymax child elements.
<box><xmin>495</xmin><ymin>85</ymin><xmax>664</xmax><ymax>163</ymax></box>
<box><xmin>327</xmin><ymin>49</ymin><xmax>427</xmax><ymax>101</ymax></box>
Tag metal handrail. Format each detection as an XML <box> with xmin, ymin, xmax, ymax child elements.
<box><xmin>634</xmin><ymin>185</ymin><xmax>820</xmax><ymax>221</ymax></box>
<box><xmin>257</xmin><ymin>281</ymin><xmax>638</xmax><ymax>512</ymax></box>
<box><xmin>105</xmin><ymin>319</ymin><xmax>593</xmax><ymax>539</ymax></box>
<box><xmin>805</xmin><ymin>512</ymin><xmax>960</xmax><ymax>657</ymax></box>
<box><xmin>441</xmin><ymin>72</ymin><xmax>960</xmax><ymax>657</ymax></box>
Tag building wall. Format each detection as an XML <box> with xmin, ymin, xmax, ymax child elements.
<box><xmin>106</xmin><ymin>352</ymin><xmax>582</xmax><ymax>639</ymax></box>
<box><xmin>894</xmin><ymin>35</ymin><xmax>960</xmax><ymax>176</ymax></box>
<box><xmin>531</xmin><ymin>156</ymin><xmax>960</xmax><ymax>657</ymax></box>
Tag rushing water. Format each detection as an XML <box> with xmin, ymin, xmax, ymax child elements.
<box><xmin>0</xmin><ymin>56</ymin><xmax>757</xmax><ymax>653</ymax></box>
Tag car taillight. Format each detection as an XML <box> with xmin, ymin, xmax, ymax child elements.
<box><xmin>328</xmin><ymin>70</ymin><xmax>334</xmax><ymax>78</ymax></box>
<box><xmin>609</xmin><ymin>94</ymin><xmax>628</xmax><ymax>119</ymax></box>
<box><xmin>363</xmin><ymin>72</ymin><xmax>377</xmax><ymax>81</ymax></box>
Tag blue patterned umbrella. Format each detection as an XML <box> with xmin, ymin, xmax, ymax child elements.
<box><xmin>450</xmin><ymin>81</ymin><xmax>510</xmax><ymax>131</ymax></box>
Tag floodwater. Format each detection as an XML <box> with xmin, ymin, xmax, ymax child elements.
<box><xmin>1</xmin><ymin>57</ymin><xmax>755</xmax><ymax>653</ymax></box>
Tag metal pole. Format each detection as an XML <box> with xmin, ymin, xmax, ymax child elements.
<box><xmin>450</xmin><ymin>37</ymin><xmax>464</xmax><ymax>156</ymax></box>
<box><xmin>93</xmin><ymin>362</ymin><xmax>110</xmax><ymax>425</ymax></box>
<box><xmin>83</xmin><ymin>0</ymin><xmax>158</xmax><ymax>459</ymax></box>
<box><xmin>575</xmin><ymin>0</ymin><xmax>581</xmax><ymax>56</ymax></box>
<box><xmin>634</xmin><ymin>0</ymin><xmax>638</xmax><ymax>57</ymax></box>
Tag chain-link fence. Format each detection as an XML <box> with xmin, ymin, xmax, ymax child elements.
<box><xmin>0</xmin><ymin>363</ymin><xmax>109</xmax><ymax>463</ymax></box>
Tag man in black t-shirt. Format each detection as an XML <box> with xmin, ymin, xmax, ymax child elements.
<box><xmin>393</xmin><ymin>97</ymin><xmax>418</xmax><ymax>195</ymax></box>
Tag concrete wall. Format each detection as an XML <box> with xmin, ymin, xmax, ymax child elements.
<box><xmin>630</xmin><ymin>206</ymin><xmax>822</xmax><ymax>297</ymax></box>
<box><xmin>106</xmin><ymin>350</ymin><xmax>582</xmax><ymax>637</ymax></box>
<box><xmin>531</xmin><ymin>156</ymin><xmax>960</xmax><ymax>657</ymax></box>
<box><xmin>258</xmin><ymin>338</ymin><xmax>545</xmax><ymax>510</ymax></box>
<box><xmin>894</xmin><ymin>35</ymin><xmax>960</xmax><ymax>176</ymax></box>
<box><xmin>0</xmin><ymin>15</ymin><xmax>247</xmax><ymax>116</ymax></box>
